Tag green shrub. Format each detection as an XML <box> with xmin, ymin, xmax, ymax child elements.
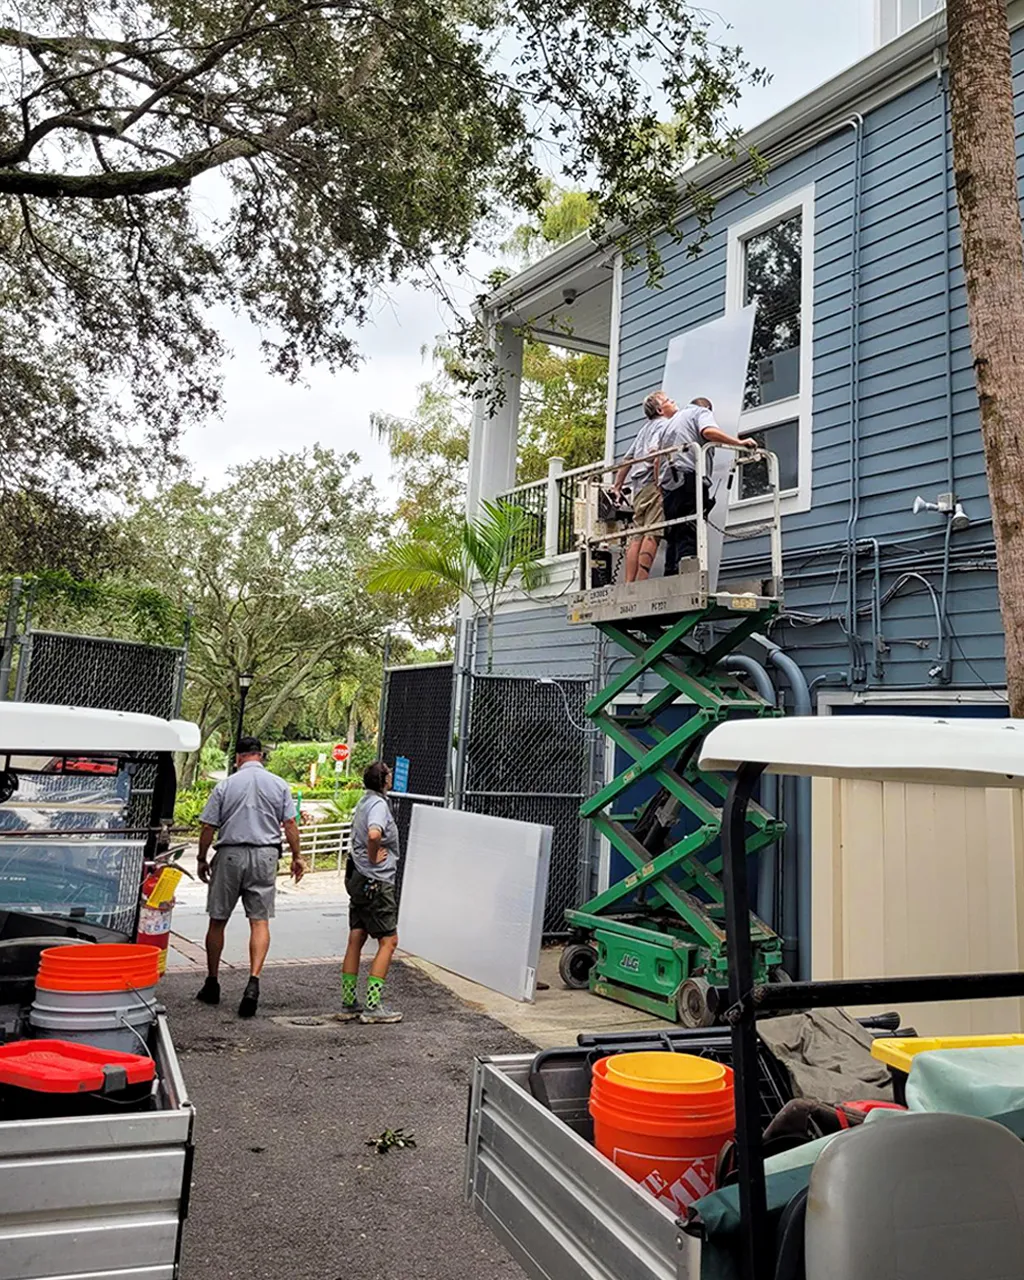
<box><xmin>199</xmin><ymin>740</ymin><xmax>228</xmax><ymax>778</ymax></box>
<box><xmin>266</xmin><ymin>741</ymin><xmax>334</xmax><ymax>782</ymax></box>
<box><xmin>175</xmin><ymin>780</ymin><xmax>216</xmax><ymax>831</ymax></box>
<box><xmin>323</xmin><ymin>790</ymin><xmax>362</xmax><ymax>821</ymax></box>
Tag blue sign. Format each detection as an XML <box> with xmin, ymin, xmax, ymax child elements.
<box><xmin>392</xmin><ymin>756</ymin><xmax>410</xmax><ymax>794</ymax></box>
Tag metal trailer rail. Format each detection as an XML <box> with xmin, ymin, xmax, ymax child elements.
<box><xmin>0</xmin><ymin>1012</ymin><xmax>194</xmax><ymax>1280</ymax></box>
<box><xmin>466</xmin><ymin>1053</ymin><xmax>700</xmax><ymax>1280</ymax></box>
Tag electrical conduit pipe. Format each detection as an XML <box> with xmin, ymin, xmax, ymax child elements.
<box><xmin>719</xmin><ymin>655</ymin><xmax>778</xmax><ymax>928</ymax></box>
<box><xmin>750</xmin><ymin>635</ymin><xmax>813</xmax><ymax>980</ymax></box>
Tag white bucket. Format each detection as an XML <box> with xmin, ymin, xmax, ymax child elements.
<box><xmin>30</xmin><ymin>986</ymin><xmax>157</xmax><ymax>1054</ymax></box>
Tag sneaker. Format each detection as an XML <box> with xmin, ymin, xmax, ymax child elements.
<box><xmin>238</xmin><ymin>976</ymin><xmax>260</xmax><ymax>1019</ymax></box>
<box><xmin>196</xmin><ymin>977</ymin><xmax>221</xmax><ymax>1005</ymax></box>
<box><xmin>359</xmin><ymin>1005</ymin><xmax>403</xmax><ymax>1025</ymax></box>
<box><xmin>332</xmin><ymin>1004</ymin><xmax>364</xmax><ymax>1023</ymax></box>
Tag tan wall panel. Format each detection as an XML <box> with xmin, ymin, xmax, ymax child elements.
<box><xmin>810</xmin><ymin>777</ymin><xmax>1024</xmax><ymax>1035</ymax></box>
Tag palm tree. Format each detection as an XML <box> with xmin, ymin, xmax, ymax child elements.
<box><xmin>368</xmin><ymin>500</ymin><xmax>549</xmax><ymax>672</ymax></box>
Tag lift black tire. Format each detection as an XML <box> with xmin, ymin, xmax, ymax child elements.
<box><xmin>677</xmin><ymin>977</ymin><xmax>716</xmax><ymax>1028</ymax></box>
<box><xmin>770</xmin><ymin>967</ymin><xmax>793</xmax><ymax>984</ymax></box>
<box><xmin>559</xmin><ymin>942</ymin><xmax>598</xmax><ymax>990</ymax></box>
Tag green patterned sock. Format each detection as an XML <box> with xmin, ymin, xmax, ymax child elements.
<box><xmin>342</xmin><ymin>971</ymin><xmax>359</xmax><ymax>1007</ymax></box>
<box><xmin>366</xmin><ymin>975</ymin><xmax>384</xmax><ymax>1011</ymax></box>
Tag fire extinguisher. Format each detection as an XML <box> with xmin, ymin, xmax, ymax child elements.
<box><xmin>136</xmin><ymin>864</ymin><xmax>185</xmax><ymax>978</ymax></box>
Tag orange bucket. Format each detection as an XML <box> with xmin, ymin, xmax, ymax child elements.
<box><xmin>590</xmin><ymin>1053</ymin><xmax>735</xmax><ymax>1214</ymax></box>
<box><xmin>36</xmin><ymin>944</ymin><xmax>160</xmax><ymax>993</ymax></box>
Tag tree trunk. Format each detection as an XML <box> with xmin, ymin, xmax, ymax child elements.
<box><xmin>346</xmin><ymin>699</ymin><xmax>358</xmax><ymax>776</ymax></box>
<box><xmin>948</xmin><ymin>0</ymin><xmax>1024</xmax><ymax>715</ymax></box>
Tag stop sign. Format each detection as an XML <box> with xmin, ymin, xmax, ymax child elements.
<box><xmin>332</xmin><ymin>743</ymin><xmax>349</xmax><ymax>762</ymax></box>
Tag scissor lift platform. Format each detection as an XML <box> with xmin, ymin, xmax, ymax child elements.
<box><xmin>561</xmin><ymin>445</ymin><xmax>787</xmax><ymax>1025</ymax></box>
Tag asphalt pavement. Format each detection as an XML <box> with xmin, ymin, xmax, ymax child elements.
<box><xmin>164</xmin><ymin>961</ymin><xmax>531</xmax><ymax>1280</ymax></box>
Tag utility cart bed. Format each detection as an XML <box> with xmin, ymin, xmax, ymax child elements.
<box><xmin>0</xmin><ymin>1013</ymin><xmax>194</xmax><ymax>1280</ymax></box>
<box><xmin>466</xmin><ymin>1053</ymin><xmax>699</xmax><ymax>1280</ymax></box>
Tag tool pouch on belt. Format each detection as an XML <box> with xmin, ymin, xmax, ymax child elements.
<box><xmin>345</xmin><ymin>861</ymin><xmax>382</xmax><ymax>902</ymax></box>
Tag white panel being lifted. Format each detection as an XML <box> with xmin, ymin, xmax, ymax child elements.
<box><xmin>398</xmin><ymin>806</ymin><xmax>552</xmax><ymax>1002</ymax></box>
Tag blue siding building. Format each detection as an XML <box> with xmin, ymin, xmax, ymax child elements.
<box><xmin>468</xmin><ymin>13</ymin><xmax>1012</xmax><ymax>705</ymax></box>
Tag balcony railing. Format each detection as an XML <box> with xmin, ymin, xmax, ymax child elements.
<box><xmin>498</xmin><ymin>457</ymin><xmax>609</xmax><ymax>560</ymax></box>
<box><xmin>499</xmin><ymin>477</ymin><xmax>547</xmax><ymax>560</ymax></box>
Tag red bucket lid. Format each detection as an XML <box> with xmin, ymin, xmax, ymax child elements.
<box><xmin>0</xmin><ymin>1039</ymin><xmax>155</xmax><ymax>1093</ymax></box>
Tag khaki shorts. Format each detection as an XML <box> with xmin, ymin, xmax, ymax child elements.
<box><xmin>632</xmin><ymin>483</ymin><xmax>664</xmax><ymax>536</ymax></box>
<box><xmin>207</xmin><ymin>845</ymin><xmax>279</xmax><ymax>921</ymax></box>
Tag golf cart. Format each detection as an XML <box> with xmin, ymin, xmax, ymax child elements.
<box><xmin>0</xmin><ymin>701</ymin><xmax>200</xmax><ymax>1280</ymax></box>
<box><xmin>465</xmin><ymin>715</ymin><xmax>1024</xmax><ymax>1280</ymax></box>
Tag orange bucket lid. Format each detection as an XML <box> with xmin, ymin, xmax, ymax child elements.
<box><xmin>605</xmin><ymin>1051</ymin><xmax>727</xmax><ymax>1094</ymax></box>
<box><xmin>37</xmin><ymin>944</ymin><xmax>159</xmax><ymax>992</ymax></box>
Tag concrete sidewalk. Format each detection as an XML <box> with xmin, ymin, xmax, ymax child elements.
<box><xmin>168</xmin><ymin>849</ymin><xmax>350</xmax><ymax>972</ymax></box>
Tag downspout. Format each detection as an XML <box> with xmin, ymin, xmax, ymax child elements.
<box><xmin>938</xmin><ymin>68</ymin><xmax>956</xmax><ymax>685</ymax></box>
<box><xmin>719</xmin><ymin>655</ymin><xmax>778</xmax><ymax>928</ymax></box>
<box><xmin>750</xmin><ymin>633</ymin><xmax>813</xmax><ymax>980</ymax></box>
<box><xmin>842</xmin><ymin>115</ymin><xmax>866</xmax><ymax>685</ymax></box>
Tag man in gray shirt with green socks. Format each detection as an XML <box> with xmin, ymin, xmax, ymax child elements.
<box><xmin>337</xmin><ymin>760</ymin><xmax>403</xmax><ymax>1024</ymax></box>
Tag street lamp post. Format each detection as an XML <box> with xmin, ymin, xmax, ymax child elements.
<box><xmin>232</xmin><ymin>671</ymin><xmax>254</xmax><ymax>772</ymax></box>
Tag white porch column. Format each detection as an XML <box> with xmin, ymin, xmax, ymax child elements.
<box><xmin>470</xmin><ymin>320</ymin><xmax>522</xmax><ymax>515</ymax></box>
<box><xmin>544</xmin><ymin>456</ymin><xmax>565</xmax><ymax>557</ymax></box>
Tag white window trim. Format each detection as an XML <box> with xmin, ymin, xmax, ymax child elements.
<box><xmin>725</xmin><ymin>184</ymin><xmax>815</xmax><ymax>522</ymax></box>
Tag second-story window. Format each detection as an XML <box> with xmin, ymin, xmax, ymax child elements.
<box><xmin>726</xmin><ymin>186</ymin><xmax>815</xmax><ymax>517</ymax></box>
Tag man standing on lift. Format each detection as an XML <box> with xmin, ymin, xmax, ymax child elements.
<box><xmin>659</xmin><ymin>397</ymin><xmax>755</xmax><ymax>576</ymax></box>
<box><xmin>610</xmin><ymin>391</ymin><xmax>678</xmax><ymax>583</ymax></box>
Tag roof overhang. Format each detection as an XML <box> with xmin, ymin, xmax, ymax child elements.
<box><xmin>481</xmin><ymin>4</ymin><xmax>1024</xmax><ymax>329</ymax></box>
<box><xmin>700</xmin><ymin>716</ymin><xmax>1024</xmax><ymax>788</ymax></box>
<box><xmin>0</xmin><ymin>703</ymin><xmax>201</xmax><ymax>756</ymax></box>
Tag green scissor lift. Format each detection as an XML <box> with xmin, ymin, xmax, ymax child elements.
<box><xmin>561</xmin><ymin>445</ymin><xmax>788</xmax><ymax>1027</ymax></box>
<box><xmin>561</xmin><ymin>602</ymin><xmax>785</xmax><ymax>1026</ymax></box>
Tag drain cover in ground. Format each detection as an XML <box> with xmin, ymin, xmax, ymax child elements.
<box><xmin>273</xmin><ymin>1015</ymin><xmax>330</xmax><ymax>1028</ymax></box>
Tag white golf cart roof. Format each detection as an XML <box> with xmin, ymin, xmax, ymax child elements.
<box><xmin>0</xmin><ymin>702</ymin><xmax>200</xmax><ymax>755</ymax></box>
<box><xmin>700</xmin><ymin>715</ymin><xmax>1024</xmax><ymax>789</ymax></box>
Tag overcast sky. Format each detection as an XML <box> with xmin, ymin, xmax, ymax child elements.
<box><xmin>180</xmin><ymin>0</ymin><xmax>874</xmax><ymax>493</ymax></box>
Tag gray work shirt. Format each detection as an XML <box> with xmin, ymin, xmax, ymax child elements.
<box><xmin>199</xmin><ymin>761</ymin><xmax>295</xmax><ymax>848</ymax></box>
<box><xmin>622</xmin><ymin>417</ymin><xmax>668</xmax><ymax>491</ymax></box>
<box><xmin>350</xmin><ymin>791</ymin><xmax>400</xmax><ymax>883</ymax></box>
<box><xmin>660</xmin><ymin>404</ymin><xmax>719</xmax><ymax>489</ymax></box>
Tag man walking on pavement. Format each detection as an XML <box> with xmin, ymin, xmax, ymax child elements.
<box><xmin>195</xmin><ymin>736</ymin><xmax>305</xmax><ymax>1018</ymax></box>
<box><xmin>659</xmin><ymin>397</ymin><xmax>756</xmax><ymax>575</ymax></box>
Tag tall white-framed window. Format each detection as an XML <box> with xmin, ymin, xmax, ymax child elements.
<box><xmin>725</xmin><ymin>184</ymin><xmax>815</xmax><ymax>519</ymax></box>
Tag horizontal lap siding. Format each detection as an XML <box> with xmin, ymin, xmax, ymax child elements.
<box><xmin>613</xmin><ymin>62</ymin><xmax>1008</xmax><ymax>695</ymax></box>
<box><xmin>477</xmin><ymin>607</ymin><xmax>595</xmax><ymax>680</ymax></box>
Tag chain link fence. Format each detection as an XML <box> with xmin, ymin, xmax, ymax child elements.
<box><xmin>378</xmin><ymin>662</ymin><xmax>454</xmax><ymax>901</ymax></box>
<box><xmin>15</xmin><ymin>631</ymin><xmax>185</xmax><ymax>717</ymax></box>
<box><xmin>460</xmin><ymin>674</ymin><xmax>589</xmax><ymax>936</ymax></box>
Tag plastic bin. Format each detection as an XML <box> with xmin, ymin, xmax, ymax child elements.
<box><xmin>871</xmin><ymin>1034</ymin><xmax>1024</xmax><ymax>1073</ymax></box>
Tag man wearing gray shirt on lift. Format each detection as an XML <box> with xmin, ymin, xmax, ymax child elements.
<box><xmin>195</xmin><ymin>737</ymin><xmax>305</xmax><ymax>1018</ymax></box>
<box><xmin>659</xmin><ymin>397</ymin><xmax>755</xmax><ymax>576</ymax></box>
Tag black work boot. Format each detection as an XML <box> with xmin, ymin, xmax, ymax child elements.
<box><xmin>196</xmin><ymin>977</ymin><xmax>221</xmax><ymax>1005</ymax></box>
<box><xmin>238</xmin><ymin>976</ymin><xmax>260</xmax><ymax>1018</ymax></box>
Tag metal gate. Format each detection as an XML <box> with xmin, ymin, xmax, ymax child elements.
<box><xmin>378</xmin><ymin>661</ymin><xmax>455</xmax><ymax>900</ymax></box>
<box><xmin>459</xmin><ymin>674</ymin><xmax>589</xmax><ymax>936</ymax></box>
